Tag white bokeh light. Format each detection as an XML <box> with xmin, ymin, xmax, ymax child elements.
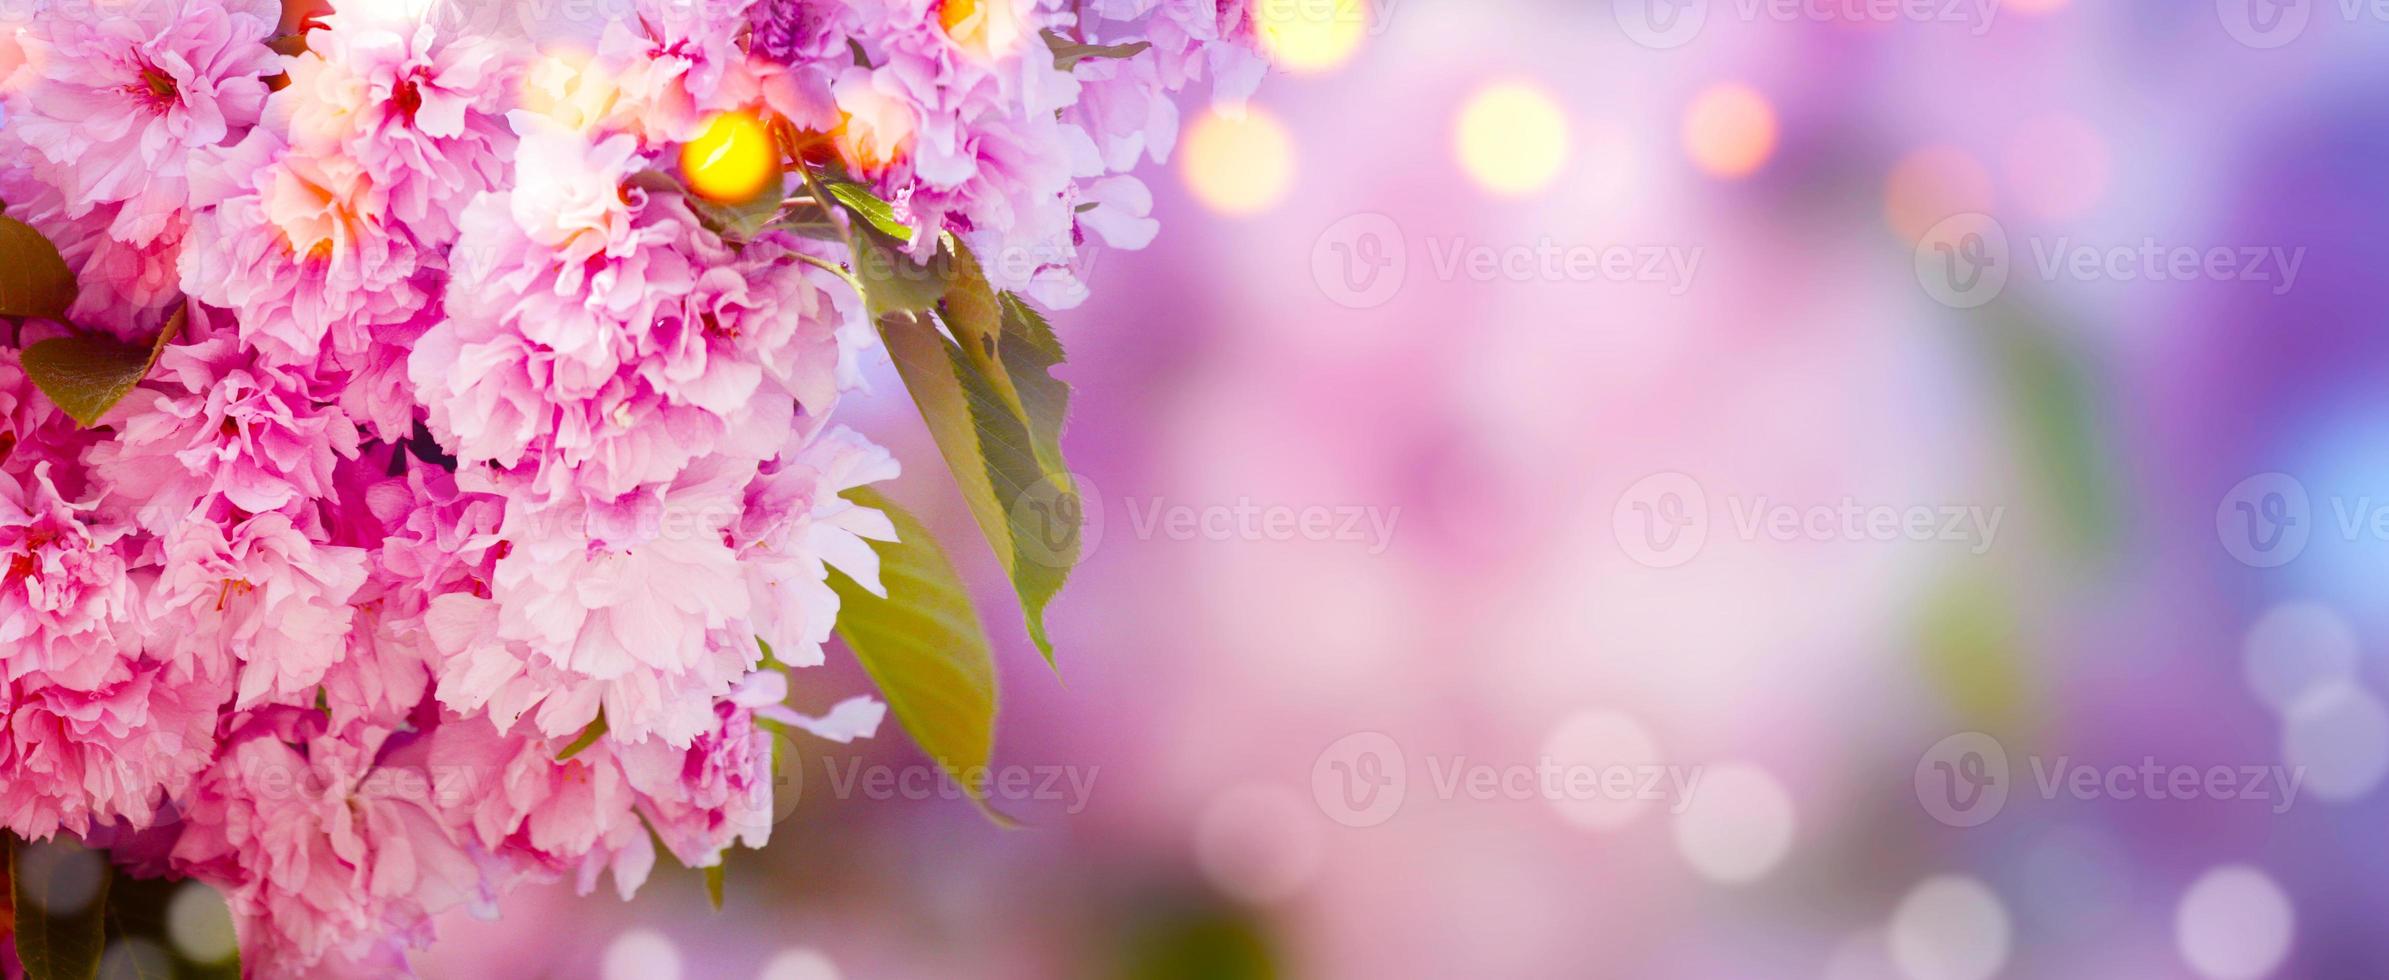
<box><xmin>1540</xmin><ymin>710</ymin><xmax>1662</xmax><ymax>831</ymax></box>
<box><xmin>757</xmin><ymin>948</ymin><xmax>844</xmax><ymax>980</ymax></box>
<box><xmin>2176</xmin><ymin>865</ymin><xmax>2294</xmax><ymax>980</ymax></box>
<box><xmin>603</xmin><ymin>928</ymin><xmax>684</xmax><ymax>980</ymax></box>
<box><xmin>1889</xmin><ymin>875</ymin><xmax>2011</xmax><ymax>980</ymax></box>
<box><xmin>1669</xmin><ymin>763</ymin><xmax>1796</xmax><ymax>884</ymax></box>
<box><xmin>166</xmin><ymin>883</ymin><xmax>240</xmax><ymax>964</ymax></box>
<box><xmin>2243</xmin><ymin>601</ymin><xmax>2360</xmax><ymax>714</ymax></box>
<box><xmin>16</xmin><ymin>840</ymin><xmax>104</xmax><ymax>916</ymax></box>
<box><xmin>2281</xmin><ymin>681</ymin><xmax>2389</xmax><ymax>801</ymax></box>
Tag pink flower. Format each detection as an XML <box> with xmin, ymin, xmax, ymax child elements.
<box><xmin>415</xmin><ymin>118</ymin><xmax>861</xmax><ymax>506</ymax></box>
<box><xmin>0</xmin><ymin>167</ymin><xmax>185</xmax><ymax>331</ymax></box>
<box><xmin>0</xmin><ymin>654</ymin><xmax>226</xmax><ymax>840</ymax></box>
<box><xmin>594</xmin><ymin>0</ymin><xmax>777</xmax><ymax>143</ymax></box>
<box><xmin>1</xmin><ymin>462</ymin><xmax>144</xmax><ymax>686</ymax></box>
<box><xmin>737</xmin><ymin>425</ymin><xmax>899</xmax><ymax>667</ymax></box>
<box><xmin>149</xmin><ymin>513</ymin><xmax>369</xmax><ymax>709</ymax></box>
<box><xmin>1099</xmin><ymin>0</ymin><xmax>1265</xmax><ymax>103</ymax></box>
<box><xmin>179</xmin><ymin>131</ymin><xmax>432</xmax><ymax>375</ymax></box>
<box><xmin>429</xmin><ymin>458</ymin><xmax>762</xmax><ymax>746</ymax></box>
<box><xmin>615</xmin><ymin>672</ymin><xmax>786</xmax><ymax>867</ymax></box>
<box><xmin>5</xmin><ymin>0</ymin><xmax>280</xmax><ymax>244</ymax></box>
<box><xmin>423</xmin><ymin>716</ymin><xmax>656</xmax><ymax>899</ymax></box>
<box><xmin>88</xmin><ymin>339</ymin><xmax>361</xmax><ymax>534</ymax></box>
<box><xmin>170</xmin><ymin>717</ymin><xmax>492</xmax><ymax>977</ymax></box>
<box><xmin>283</xmin><ymin>13</ymin><xmax>519</xmax><ymax>249</ymax></box>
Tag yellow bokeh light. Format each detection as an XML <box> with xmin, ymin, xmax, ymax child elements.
<box><xmin>1258</xmin><ymin>0</ymin><xmax>1368</xmax><ymax>74</ymax></box>
<box><xmin>939</xmin><ymin>0</ymin><xmax>1025</xmax><ymax>60</ymax></box>
<box><xmin>1682</xmin><ymin>82</ymin><xmax>1778</xmax><ymax>179</ymax></box>
<box><xmin>1454</xmin><ymin>82</ymin><xmax>1571</xmax><ymax>197</ymax></box>
<box><xmin>681</xmin><ymin>111</ymin><xmax>780</xmax><ymax>205</ymax></box>
<box><xmin>1180</xmin><ymin>107</ymin><xmax>1297</xmax><ymax>216</ymax></box>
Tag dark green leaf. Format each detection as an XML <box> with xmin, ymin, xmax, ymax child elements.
<box><xmin>22</xmin><ymin>303</ymin><xmax>183</xmax><ymax>428</ymax></box>
<box><xmin>823</xmin><ymin>182</ymin><xmax>914</xmax><ymax>242</ymax></box>
<box><xmin>704</xmin><ymin>864</ymin><xmax>725</xmax><ymax>911</ymax></box>
<box><xmin>1042</xmin><ymin>30</ymin><xmax>1153</xmax><ymax>70</ymax></box>
<box><xmin>880</xmin><ymin>304</ymin><xmax>1078</xmax><ymax>665</ymax></box>
<box><xmin>556</xmin><ymin>714</ymin><xmax>607</xmax><ymax>761</ymax></box>
<box><xmin>827</xmin><ymin>489</ymin><xmax>1012</xmax><ymax>824</ymax></box>
<box><xmin>819</xmin><ymin>180</ymin><xmax>957</xmax><ymax>319</ymax></box>
<box><xmin>0</xmin><ymin>216</ymin><xmax>76</xmax><ymax>321</ymax></box>
<box><xmin>847</xmin><ymin>227</ymin><xmax>952</xmax><ymax>321</ymax></box>
<box><xmin>10</xmin><ymin>837</ymin><xmax>109</xmax><ymax>980</ymax></box>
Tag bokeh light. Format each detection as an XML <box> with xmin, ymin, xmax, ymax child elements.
<box><xmin>680</xmin><ymin>110</ymin><xmax>780</xmax><ymax>205</ymax></box>
<box><xmin>1181</xmin><ymin>106</ymin><xmax>1298</xmax><ymax>214</ymax></box>
<box><xmin>2281</xmin><ymin>681</ymin><xmax>2389</xmax><ymax>801</ymax></box>
<box><xmin>1888</xmin><ymin>876</ymin><xmax>2011</xmax><ymax>980</ymax></box>
<box><xmin>1670</xmin><ymin>764</ymin><xmax>1796</xmax><ymax>884</ymax></box>
<box><xmin>15</xmin><ymin>840</ymin><xmax>104</xmax><ymax>916</ymax></box>
<box><xmin>2175</xmin><ymin>866</ymin><xmax>2294</xmax><ymax>980</ymax></box>
<box><xmin>1885</xmin><ymin>145</ymin><xmax>1995</xmax><ymax>243</ymax></box>
<box><xmin>2242</xmin><ymin>601</ymin><xmax>2359</xmax><ymax>713</ymax></box>
<box><xmin>757</xmin><ymin>949</ymin><xmax>844</xmax><ymax>980</ymax></box>
<box><xmin>601</xmin><ymin>929</ymin><xmax>682</xmax><ymax>980</ymax></box>
<box><xmin>1681</xmin><ymin>82</ymin><xmax>1778</xmax><ymax>179</ymax></box>
<box><xmin>1541</xmin><ymin>710</ymin><xmax>1662</xmax><ymax>831</ymax></box>
<box><xmin>1455</xmin><ymin>81</ymin><xmax>1572</xmax><ymax>196</ymax></box>
<box><xmin>1258</xmin><ymin>0</ymin><xmax>1368</xmax><ymax>74</ymax></box>
<box><xmin>166</xmin><ymin>884</ymin><xmax>240</xmax><ymax>964</ymax></box>
<box><xmin>938</xmin><ymin>0</ymin><xmax>1027</xmax><ymax>61</ymax></box>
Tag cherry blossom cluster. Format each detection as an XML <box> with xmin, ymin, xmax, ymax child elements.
<box><xmin>0</xmin><ymin>0</ymin><xmax>1258</xmax><ymax>972</ymax></box>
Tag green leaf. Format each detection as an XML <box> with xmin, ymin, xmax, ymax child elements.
<box><xmin>556</xmin><ymin>713</ymin><xmax>607</xmax><ymax>761</ymax></box>
<box><xmin>847</xmin><ymin>227</ymin><xmax>952</xmax><ymax>321</ymax></box>
<box><xmin>0</xmin><ymin>216</ymin><xmax>76</xmax><ymax>321</ymax></box>
<box><xmin>827</xmin><ymin>489</ymin><xmax>1013</xmax><ymax>825</ymax></box>
<box><xmin>21</xmin><ymin>303</ymin><xmax>183</xmax><ymax>428</ymax></box>
<box><xmin>703</xmin><ymin>864</ymin><xmax>725</xmax><ymax>911</ymax></box>
<box><xmin>812</xmin><ymin>178</ymin><xmax>955</xmax><ymax>320</ymax></box>
<box><xmin>1042</xmin><ymin>30</ymin><xmax>1153</xmax><ymax>70</ymax></box>
<box><xmin>880</xmin><ymin>297</ymin><xmax>1079</xmax><ymax>665</ymax></box>
<box><xmin>9</xmin><ymin>837</ymin><xmax>109</xmax><ymax>980</ymax></box>
<box><xmin>823</xmin><ymin>182</ymin><xmax>914</xmax><ymax>242</ymax></box>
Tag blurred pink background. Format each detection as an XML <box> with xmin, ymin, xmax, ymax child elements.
<box><xmin>406</xmin><ymin>1</ymin><xmax>2389</xmax><ymax>977</ymax></box>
